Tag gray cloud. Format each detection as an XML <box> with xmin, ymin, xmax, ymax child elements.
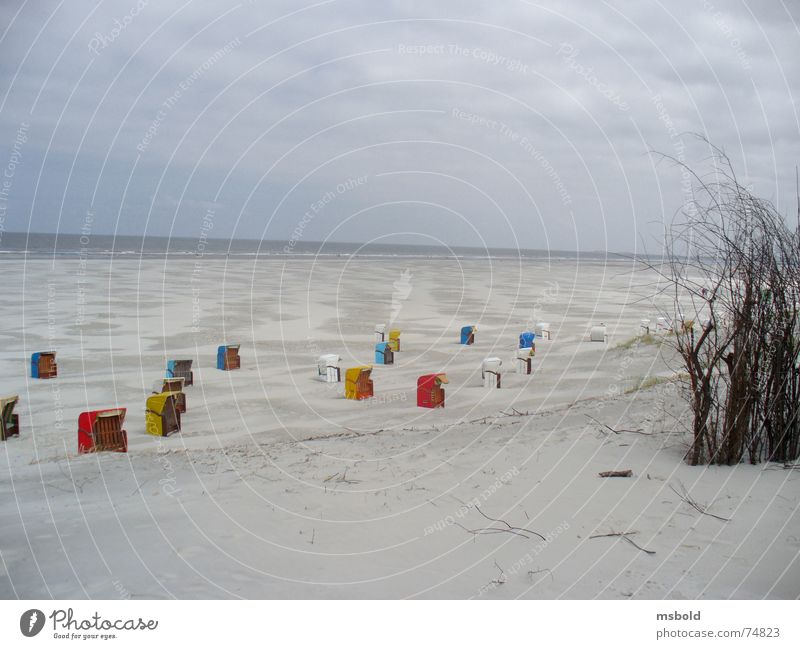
<box><xmin>0</xmin><ymin>0</ymin><xmax>797</xmax><ymax>252</ymax></box>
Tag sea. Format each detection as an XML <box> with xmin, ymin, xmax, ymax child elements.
<box><xmin>0</xmin><ymin>231</ymin><xmax>626</xmax><ymax>261</ymax></box>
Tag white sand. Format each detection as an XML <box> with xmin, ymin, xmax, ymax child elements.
<box><xmin>1</xmin><ymin>256</ymin><xmax>798</xmax><ymax>599</ymax></box>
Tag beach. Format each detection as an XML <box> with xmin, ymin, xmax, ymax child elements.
<box><xmin>1</xmin><ymin>256</ymin><xmax>798</xmax><ymax>599</ymax></box>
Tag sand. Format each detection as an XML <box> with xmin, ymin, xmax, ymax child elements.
<box><xmin>1</xmin><ymin>255</ymin><xmax>798</xmax><ymax>599</ymax></box>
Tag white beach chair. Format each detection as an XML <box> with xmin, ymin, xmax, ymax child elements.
<box><xmin>317</xmin><ymin>354</ymin><xmax>341</xmax><ymax>383</ymax></box>
<box><xmin>516</xmin><ymin>348</ymin><xmax>533</xmax><ymax>374</ymax></box>
<box><xmin>481</xmin><ymin>357</ymin><xmax>503</xmax><ymax>388</ymax></box>
<box><xmin>535</xmin><ymin>322</ymin><xmax>551</xmax><ymax>340</ymax></box>
<box><xmin>590</xmin><ymin>325</ymin><xmax>607</xmax><ymax>343</ymax></box>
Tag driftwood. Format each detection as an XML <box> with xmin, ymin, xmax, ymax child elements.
<box><xmin>599</xmin><ymin>469</ymin><xmax>633</xmax><ymax>478</ymax></box>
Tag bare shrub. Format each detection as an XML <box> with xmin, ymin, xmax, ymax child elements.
<box><xmin>650</xmin><ymin>140</ymin><xmax>800</xmax><ymax>465</ymax></box>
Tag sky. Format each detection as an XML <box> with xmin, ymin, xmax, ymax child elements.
<box><xmin>0</xmin><ymin>0</ymin><xmax>797</xmax><ymax>254</ymax></box>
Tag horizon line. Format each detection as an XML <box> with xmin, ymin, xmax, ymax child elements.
<box><xmin>3</xmin><ymin>230</ymin><xmax>645</xmax><ymax>257</ymax></box>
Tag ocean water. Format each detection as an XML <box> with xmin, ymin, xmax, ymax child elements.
<box><xmin>0</xmin><ymin>231</ymin><xmax>621</xmax><ymax>261</ymax></box>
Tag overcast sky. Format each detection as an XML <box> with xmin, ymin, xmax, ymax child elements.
<box><xmin>0</xmin><ymin>0</ymin><xmax>797</xmax><ymax>253</ymax></box>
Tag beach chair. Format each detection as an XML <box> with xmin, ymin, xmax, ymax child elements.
<box><xmin>417</xmin><ymin>373</ymin><xmax>448</xmax><ymax>408</ymax></box>
<box><xmin>217</xmin><ymin>344</ymin><xmax>241</xmax><ymax>370</ymax></box>
<box><xmin>166</xmin><ymin>359</ymin><xmax>193</xmax><ymax>386</ymax></box>
<box><xmin>31</xmin><ymin>351</ymin><xmax>57</xmax><ymax>379</ymax></box>
<box><xmin>317</xmin><ymin>354</ymin><xmax>341</xmax><ymax>382</ymax></box>
<box><xmin>153</xmin><ymin>377</ymin><xmax>186</xmax><ymax>413</ymax></box>
<box><xmin>78</xmin><ymin>408</ymin><xmax>127</xmax><ymax>454</ymax></box>
<box><xmin>640</xmin><ymin>319</ymin><xmax>651</xmax><ymax>335</ymax></box>
<box><xmin>516</xmin><ymin>348</ymin><xmax>533</xmax><ymax>374</ymax></box>
<box><xmin>590</xmin><ymin>325</ymin><xmax>607</xmax><ymax>342</ymax></box>
<box><xmin>535</xmin><ymin>322</ymin><xmax>551</xmax><ymax>340</ymax></box>
<box><xmin>374</xmin><ymin>324</ymin><xmax>386</xmax><ymax>343</ymax></box>
<box><xmin>375</xmin><ymin>342</ymin><xmax>394</xmax><ymax>365</ymax></box>
<box><xmin>145</xmin><ymin>392</ymin><xmax>182</xmax><ymax>437</ymax></box>
<box><xmin>344</xmin><ymin>366</ymin><xmax>373</xmax><ymax>400</ymax></box>
<box><xmin>656</xmin><ymin>317</ymin><xmax>671</xmax><ymax>332</ymax></box>
<box><xmin>388</xmin><ymin>329</ymin><xmax>401</xmax><ymax>352</ymax></box>
<box><xmin>461</xmin><ymin>325</ymin><xmax>476</xmax><ymax>345</ymax></box>
<box><xmin>481</xmin><ymin>357</ymin><xmax>503</xmax><ymax>388</ymax></box>
<box><xmin>0</xmin><ymin>396</ymin><xmax>20</xmax><ymax>441</ymax></box>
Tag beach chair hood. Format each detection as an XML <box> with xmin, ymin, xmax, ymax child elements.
<box><xmin>481</xmin><ymin>357</ymin><xmax>503</xmax><ymax>374</ymax></box>
<box><xmin>31</xmin><ymin>351</ymin><xmax>57</xmax><ymax>378</ymax></box>
<box><xmin>78</xmin><ymin>408</ymin><xmax>127</xmax><ymax>453</ymax></box>
<box><xmin>145</xmin><ymin>392</ymin><xmax>182</xmax><ymax>436</ymax></box>
<box><xmin>375</xmin><ymin>342</ymin><xmax>393</xmax><ymax>364</ymax></box>
<box><xmin>345</xmin><ymin>366</ymin><xmax>373</xmax><ymax>400</ymax></box>
<box><xmin>217</xmin><ymin>344</ymin><xmax>241</xmax><ymax>370</ymax></box>
<box><xmin>1</xmin><ymin>395</ymin><xmax>20</xmax><ymax>441</ymax></box>
<box><xmin>0</xmin><ymin>395</ymin><xmax>19</xmax><ymax>411</ymax></box>
<box><xmin>146</xmin><ymin>392</ymin><xmax>181</xmax><ymax>415</ymax></box>
<box><xmin>317</xmin><ymin>354</ymin><xmax>340</xmax><ymax>372</ymax></box>
<box><xmin>417</xmin><ymin>374</ymin><xmax>448</xmax><ymax>408</ymax></box>
<box><xmin>460</xmin><ymin>326</ymin><xmax>476</xmax><ymax>344</ymax></box>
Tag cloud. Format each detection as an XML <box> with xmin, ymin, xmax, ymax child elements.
<box><xmin>0</xmin><ymin>0</ymin><xmax>797</xmax><ymax>252</ymax></box>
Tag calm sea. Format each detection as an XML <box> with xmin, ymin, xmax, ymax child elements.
<box><xmin>0</xmin><ymin>231</ymin><xmax>623</xmax><ymax>261</ymax></box>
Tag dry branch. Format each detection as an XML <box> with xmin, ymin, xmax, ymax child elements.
<box><xmin>454</xmin><ymin>506</ymin><xmax>547</xmax><ymax>541</ymax></box>
<box><xmin>589</xmin><ymin>530</ymin><xmax>655</xmax><ymax>555</ymax></box>
<box><xmin>669</xmin><ymin>482</ymin><xmax>730</xmax><ymax>522</ymax></box>
<box><xmin>585</xmin><ymin>415</ymin><xmax>648</xmax><ymax>435</ymax></box>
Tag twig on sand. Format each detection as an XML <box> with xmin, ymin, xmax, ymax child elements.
<box><xmin>324</xmin><ymin>468</ymin><xmax>361</xmax><ymax>484</ymax></box>
<box><xmin>130</xmin><ymin>478</ymin><xmax>150</xmax><ymax>496</ymax></box>
<box><xmin>500</xmin><ymin>408</ymin><xmax>534</xmax><ymax>417</ymax></box>
<box><xmin>669</xmin><ymin>482</ymin><xmax>730</xmax><ymax>522</ymax></box>
<box><xmin>491</xmin><ymin>560</ymin><xmax>506</xmax><ymax>585</ymax></box>
<box><xmin>585</xmin><ymin>414</ymin><xmax>648</xmax><ymax>435</ymax></box>
<box><xmin>454</xmin><ymin>506</ymin><xmax>547</xmax><ymax>541</ymax></box>
<box><xmin>453</xmin><ymin>521</ymin><xmax>530</xmax><ymax>539</ymax></box>
<box><xmin>589</xmin><ymin>530</ymin><xmax>656</xmax><ymax>555</ymax></box>
<box><xmin>302</xmin><ymin>428</ymin><xmax>387</xmax><ymax>443</ymax></box>
<box><xmin>474</xmin><ymin>506</ymin><xmax>547</xmax><ymax>541</ymax></box>
<box><xmin>337</xmin><ymin>468</ymin><xmax>361</xmax><ymax>484</ymax></box>
<box><xmin>465</xmin><ymin>416</ymin><xmax>498</xmax><ymax>425</ymax></box>
<box><xmin>528</xmin><ymin>567</ymin><xmax>554</xmax><ymax>582</ymax></box>
<box><xmin>45</xmin><ymin>482</ymin><xmax>74</xmax><ymax>494</ymax></box>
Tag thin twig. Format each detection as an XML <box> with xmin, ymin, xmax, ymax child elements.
<box><xmin>453</xmin><ymin>521</ymin><xmax>531</xmax><ymax>539</ymax></box>
<box><xmin>585</xmin><ymin>414</ymin><xmax>648</xmax><ymax>435</ymax></box>
<box><xmin>528</xmin><ymin>567</ymin><xmax>554</xmax><ymax>582</ymax></box>
<box><xmin>669</xmin><ymin>482</ymin><xmax>730</xmax><ymax>522</ymax></box>
<box><xmin>589</xmin><ymin>530</ymin><xmax>656</xmax><ymax>555</ymax></box>
<box><xmin>474</xmin><ymin>505</ymin><xmax>547</xmax><ymax>541</ymax></box>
